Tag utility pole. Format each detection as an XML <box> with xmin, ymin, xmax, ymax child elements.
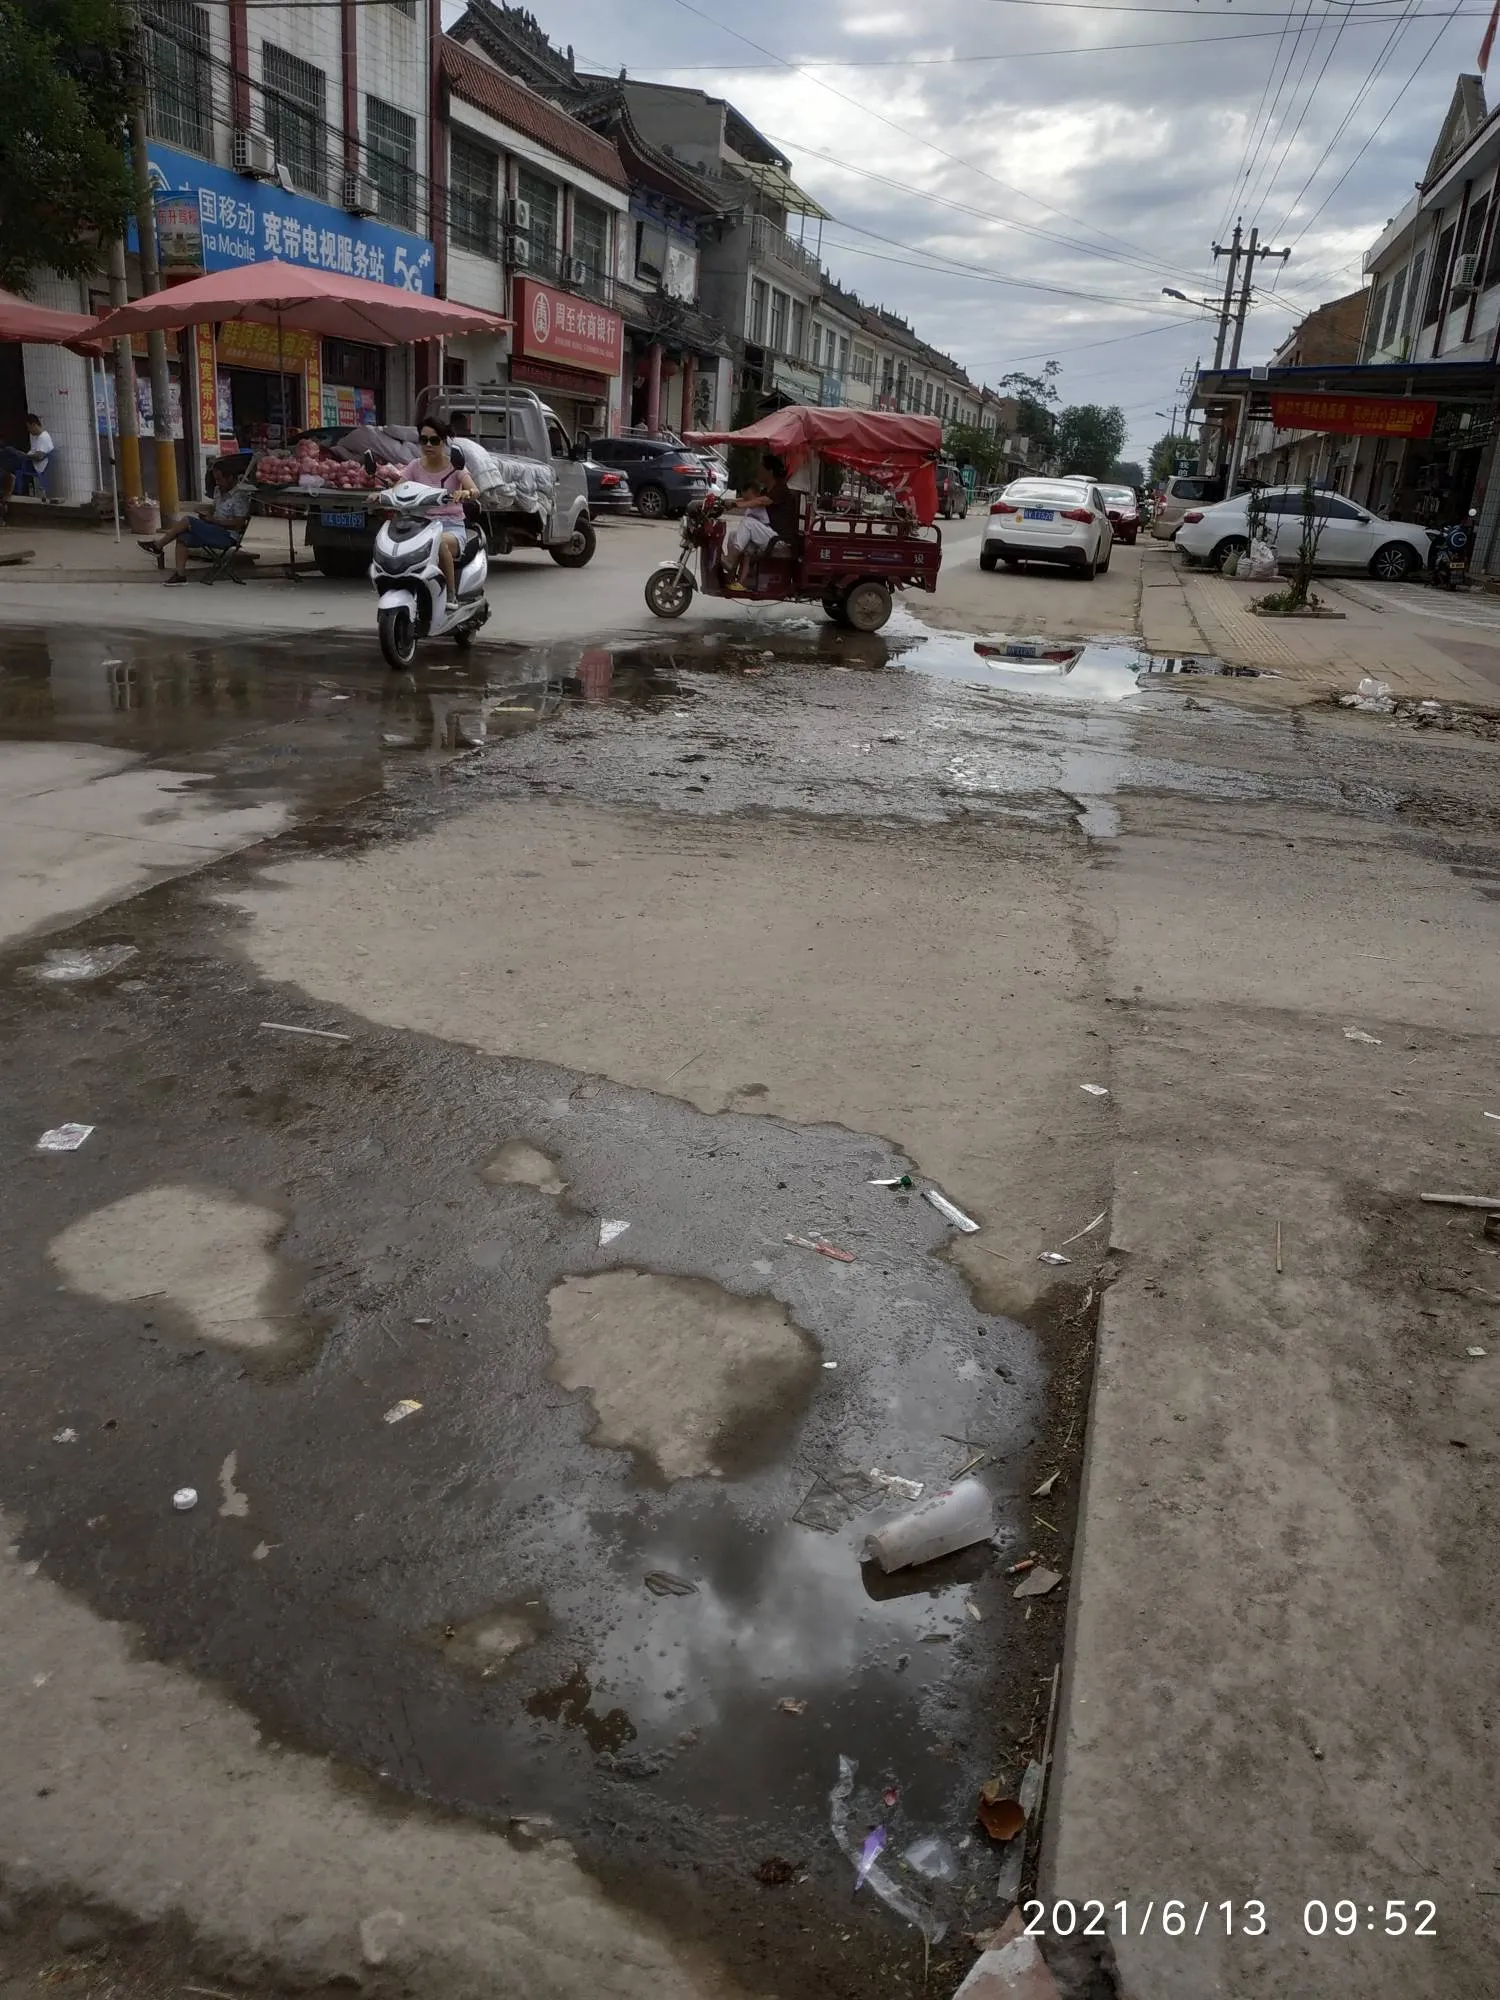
<box><xmin>1229</xmin><ymin>226</ymin><xmax>1291</xmax><ymax>370</ymax></box>
<box><xmin>1211</xmin><ymin>222</ymin><xmax>1242</xmax><ymax>371</ymax></box>
<box><xmin>124</xmin><ymin>4</ymin><xmax>180</xmax><ymax>524</ymax></box>
<box><xmin>106</xmin><ymin>238</ymin><xmax>141</xmax><ymax>502</ymax></box>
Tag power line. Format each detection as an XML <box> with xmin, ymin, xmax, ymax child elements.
<box><xmin>817</xmin><ymin>226</ymin><xmax>1199</xmax><ymax>312</ymax></box>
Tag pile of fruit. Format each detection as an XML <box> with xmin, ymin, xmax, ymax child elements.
<box><xmin>253</xmin><ymin>438</ymin><xmax>381</xmax><ymax>490</ymax></box>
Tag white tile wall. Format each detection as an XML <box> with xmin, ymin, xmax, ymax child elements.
<box><xmin>20</xmin><ymin>273</ymin><xmax>99</xmax><ymax>504</ymax></box>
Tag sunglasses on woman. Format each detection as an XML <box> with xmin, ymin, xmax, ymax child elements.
<box><xmin>420</xmin><ymin>433</ymin><xmax>441</xmax><ymax>446</ymax></box>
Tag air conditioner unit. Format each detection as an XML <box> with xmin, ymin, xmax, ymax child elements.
<box><xmin>232</xmin><ymin>128</ymin><xmax>277</xmax><ymax>180</ymax></box>
<box><xmin>504</xmin><ymin>196</ymin><xmax>531</xmax><ymax>233</ymax></box>
<box><xmin>1452</xmin><ymin>252</ymin><xmax>1480</xmax><ymax>293</ymax></box>
<box><xmin>505</xmin><ymin>234</ymin><xmax>530</xmax><ymax>268</ymax></box>
<box><xmin>343</xmin><ymin>173</ymin><xmax>379</xmax><ymax>217</ymax></box>
<box><xmin>567</xmin><ymin>257</ymin><xmax>590</xmax><ymax>285</ymax></box>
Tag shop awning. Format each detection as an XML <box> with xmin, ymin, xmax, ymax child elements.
<box><xmin>0</xmin><ymin>287</ymin><xmax>105</xmax><ymax>355</ymax></box>
<box><xmin>91</xmin><ymin>261</ymin><xmax>511</xmax><ymax>346</ymax></box>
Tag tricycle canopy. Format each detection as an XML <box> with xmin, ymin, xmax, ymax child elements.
<box><xmin>685</xmin><ymin>407</ymin><xmax>943</xmax><ymax>525</ymax></box>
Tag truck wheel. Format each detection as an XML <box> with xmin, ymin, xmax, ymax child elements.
<box><xmin>842</xmin><ymin>579</ymin><xmax>892</xmax><ymax>632</ymax></box>
<box><xmin>645</xmin><ymin>566</ymin><xmax>693</xmax><ymax>618</ymax></box>
<box><xmin>549</xmin><ymin>517</ymin><xmax>597</xmax><ymax>568</ymax></box>
<box><xmin>635</xmin><ymin>483</ymin><xmax>668</xmax><ymax>519</ymax></box>
<box><xmin>378</xmin><ymin>607</ymin><xmax>416</xmax><ymax>671</ymax></box>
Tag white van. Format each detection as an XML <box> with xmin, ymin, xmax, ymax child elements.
<box><xmin>1150</xmin><ymin>473</ymin><xmax>1225</xmax><ymax>540</ymax></box>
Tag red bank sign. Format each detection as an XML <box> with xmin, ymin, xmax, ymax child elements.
<box><xmin>1269</xmin><ymin>392</ymin><xmax>1437</xmax><ymax>440</ymax></box>
<box><xmin>513</xmin><ymin>278</ymin><xmax>622</xmax><ymax>376</ymax></box>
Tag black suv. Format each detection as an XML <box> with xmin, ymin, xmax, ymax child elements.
<box><xmin>588</xmin><ymin>437</ymin><xmax>711</xmax><ymax>519</ymax></box>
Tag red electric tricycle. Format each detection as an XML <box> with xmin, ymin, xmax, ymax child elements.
<box><xmin>642</xmin><ymin>407</ymin><xmax>944</xmax><ymax>633</ymax></box>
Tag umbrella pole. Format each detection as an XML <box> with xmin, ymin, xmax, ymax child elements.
<box><xmin>277</xmin><ymin>311</ymin><xmax>299</xmax><ymax>579</ymax></box>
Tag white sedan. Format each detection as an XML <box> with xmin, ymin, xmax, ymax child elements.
<box><xmin>980</xmin><ymin>477</ymin><xmax>1114</xmax><ymax>580</ymax></box>
<box><xmin>1175</xmin><ymin>486</ymin><xmax>1431</xmax><ymax>580</ymax></box>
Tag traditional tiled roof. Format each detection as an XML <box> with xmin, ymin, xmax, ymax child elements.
<box><xmin>441</xmin><ymin>40</ymin><xmax>628</xmax><ymax>191</ymax></box>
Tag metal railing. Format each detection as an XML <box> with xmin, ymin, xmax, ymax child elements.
<box><xmin>751</xmin><ymin>215</ymin><xmax>822</xmax><ymax>285</ymax></box>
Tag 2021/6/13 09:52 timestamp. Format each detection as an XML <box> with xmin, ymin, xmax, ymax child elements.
<box><xmin>1303</xmin><ymin>1901</ymin><xmax>1438</xmax><ymax>1936</ymax></box>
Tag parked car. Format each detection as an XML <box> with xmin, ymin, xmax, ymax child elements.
<box><xmin>981</xmin><ymin>476</ymin><xmax>1114</xmax><ymax>578</ymax></box>
<box><xmin>589</xmin><ymin>437</ymin><xmax>713</xmax><ymax>518</ymax></box>
<box><xmin>936</xmin><ymin>462</ymin><xmax>969</xmax><ymax>519</ymax></box>
<box><xmin>1150</xmin><ymin>473</ymin><xmax>1225</xmax><ymax>539</ymax></box>
<box><xmin>583</xmin><ymin>453</ymin><xmax>632</xmax><ymax>512</ymax></box>
<box><xmin>1099</xmin><ymin>483</ymin><xmax>1140</xmax><ymax>544</ymax></box>
<box><xmin>1175</xmin><ymin>487</ymin><xmax>1431</xmax><ymax>579</ymax></box>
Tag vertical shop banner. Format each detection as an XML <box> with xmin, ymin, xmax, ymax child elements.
<box><xmin>145</xmin><ymin>144</ymin><xmax>435</xmax><ymax>294</ymax></box>
<box><xmin>193</xmin><ymin>324</ymin><xmax>219</xmax><ymax>446</ymax></box>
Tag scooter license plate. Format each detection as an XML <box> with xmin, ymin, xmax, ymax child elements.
<box><xmin>321</xmin><ymin>509</ymin><xmax>366</xmax><ymax>528</ymax></box>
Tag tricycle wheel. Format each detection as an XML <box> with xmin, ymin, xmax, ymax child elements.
<box><xmin>645</xmin><ymin>565</ymin><xmax>694</xmax><ymax>619</ymax></box>
<box><xmin>549</xmin><ymin>517</ymin><xmax>596</xmax><ymax>568</ymax></box>
<box><xmin>822</xmin><ymin>587</ymin><xmax>851</xmax><ymax>627</ymax></box>
<box><xmin>842</xmin><ymin>579</ymin><xmax>893</xmax><ymax>632</ymax></box>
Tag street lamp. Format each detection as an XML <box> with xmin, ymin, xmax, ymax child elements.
<box><xmin>1162</xmin><ymin>286</ymin><xmax>1216</xmax><ymax>310</ymax></box>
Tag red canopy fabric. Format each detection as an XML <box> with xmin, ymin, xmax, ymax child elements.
<box><xmin>89</xmin><ymin>261</ymin><xmax>511</xmax><ymax>346</ymax></box>
<box><xmin>0</xmin><ymin>287</ymin><xmax>105</xmax><ymax>355</ymax></box>
<box><xmin>686</xmin><ymin>406</ymin><xmax>944</xmax><ymax>524</ymax></box>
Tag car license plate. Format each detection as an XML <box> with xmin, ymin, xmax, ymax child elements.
<box><xmin>321</xmin><ymin>509</ymin><xmax>365</xmax><ymax>529</ymax></box>
<box><xmin>1023</xmin><ymin>508</ymin><xmax>1053</xmax><ymax>521</ymax></box>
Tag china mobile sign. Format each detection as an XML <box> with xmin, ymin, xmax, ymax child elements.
<box><xmin>514</xmin><ymin>279</ymin><xmax>622</xmax><ymax>375</ymax></box>
<box><xmin>146</xmin><ymin>144</ymin><xmax>434</xmax><ymax>293</ymax></box>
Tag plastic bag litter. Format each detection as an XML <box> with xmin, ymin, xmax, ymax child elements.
<box><xmin>29</xmin><ymin>945</ymin><xmax>137</xmax><ymax>983</ymax></box>
<box><xmin>830</xmin><ymin>1756</ymin><xmax>945</xmax><ymax>1941</ymax></box>
<box><xmin>902</xmin><ymin>1834</ymin><xmax>960</xmax><ymax>1883</ymax></box>
<box><xmin>382</xmin><ymin>1398</ymin><xmax>423</xmax><ymax>1425</ymax></box>
<box><xmin>598</xmin><ymin>1218</ymin><xmax>630</xmax><ymax>1246</ymax></box>
<box><xmin>36</xmin><ymin>1124</ymin><xmax>93</xmax><ymax>1151</ymax></box>
<box><xmin>1342</xmin><ymin>676</ymin><xmax>1396</xmax><ymax>714</ymax></box>
<box><xmin>924</xmin><ymin>1188</ymin><xmax>980</xmax><ymax>1233</ymax></box>
<box><xmin>1235</xmin><ymin>538</ymin><xmax>1277</xmax><ymax>581</ymax></box>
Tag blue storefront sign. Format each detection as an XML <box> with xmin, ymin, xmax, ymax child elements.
<box><xmin>144</xmin><ymin>143</ymin><xmax>434</xmax><ymax>294</ymax></box>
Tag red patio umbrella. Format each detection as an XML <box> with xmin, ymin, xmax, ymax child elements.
<box><xmin>0</xmin><ymin>287</ymin><xmax>105</xmax><ymax>354</ymax></box>
<box><xmin>88</xmin><ymin>260</ymin><xmax>511</xmax><ymax>346</ymax></box>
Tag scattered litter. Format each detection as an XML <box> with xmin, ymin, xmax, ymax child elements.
<box><xmin>883</xmin><ymin>1785</ymin><xmax>899</xmax><ymax>1808</ymax></box>
<box><xmin>1079</xmin><ymin>1083</ymin><xmax>1109</xmax><ymax>1097</ymax></box>
<box><xmin>965</xmin><ymin>1600</ymin><xmax>983</xmax><ymax>1622</ymax></box>
<box><xmin>1006</xmin><ymin>1558</ymin><xmax>1035</xmax><ymax>1576</ymax></box>
<box><xmin>754</xmin><ymin>1855</ymin><xmax>799</xmax><ymax>1887</ymax></box>
<box><xmin>977</xmin><ymin>1782</ymin><xmax>1025</xmax><ymax>1844</ymax></box>
<box><xmin>644</xmin><ymin>1570</ymin><xmax>698</xmax><ymax>1597</ymax></box>
<box><xmin>822</xmin><ymin>1360</ymin><xmax>838</xmax><ymax>1369</ymax></box>
<box><xmin>1420</xmin><ymin>1192</ymin><xmax>1500</xmax><ymax>1210</ymax></box>
<box><xmin>1276</xmin><ymin>1218</ymin><xmax>1283</xmax><ymax>1273</ymax></box>
<box><xmin>172</xmin><ymin>1487</ymin><xmax>198</xmax><ymax>1512</ymax></box>
<box><xmin>1013</xmin><ymin>1565</ymin><xmax>1062</xmax><ymax>1599</ymax></box>
<box><xmin>1343</xmin><ymin>1027</ymin><xmax>1382</xmax><ymax>1045</ymax></box>
<box><xmin>878</xmin><ymin>731</ymin><xmax>904</xmax><ymax>744</ymax></box>
<box><xmin>412</xmin><ymin>1317</ymin><xmax>433</xmax><ymax>1327</ymax></box>
<box><xmin>28</xmin><ymin>945</ymin><xmax>137</xmax><ymax>983</ymax></box>
<box><xmin>1032</xmin><ymin>1471</ymin><xmax>1060</xmax><ymax>1498</ymax></box>
<box><xmin>52</xmin><ymin>1428</ymin><xmax>77</xmax><ymax>1445</ymax></box>
<box><xmin>382</xmin><ymin>1398</ymin><xmax>423</xmax><ymax>1425</ymax></box>
<box><xmin>36</xmin><ymin>1124</ymin><xmax>93</xmax><ymax>1152</ymax></box>
<box><xmin>867</xmin><ymin>1468</ymin><xmax>924</xmax><ymax>1501</ymax></box>
<box><xmin>993</xmin><ymin>1762</ymin><xmax>1047</xmax><ymax>1905</ymax></box>
<box><xmin>902</xmin><ymin>1834</ymin><xmax>959</xmax><ymax>1883</ymax></box>
<box><xmin>871</xmin><ymin>1174</ymin><xmax>914</xmax><ymax>1189</ymax></box>
<box><xmin>258</xmin><ymin>1021</ymin><xmax>352</xmax><ymax>1042</ymax></box>
<box><xmin>855</xmin><ymin>1826</ymin><xmax>887</xmax><ymax>1891</ymax></box>
<box><xmin>777</xmin><ymin>1696</ymin><xmax>808</xmax><ymax>1715</ymax></box>
<box><xmin>251</xmin><ymin>1542</ymin><xmax>272</xmax><ymax>1561</ymax></box>
<box><xmin>793</xmin><ymin>1466</ymin><xmax>887</xmax><ymax>1533</ymax></box>
<box><xmin>786</xmin><ymin>1233</ymin><xmax>855</xmax><ymax>1262</ymax></box>
<box><xmin>949</xmin><ymin>1450</ymin><xmax>990</xmax><ymax>1480</ymax></box>
<box><xmin>924</xmin><ymin>1188</ymin><xmax>980</xmax><ymax>1233</ymax></box>
<box><xmin>863</xmin><ymin>1477</ymin><xmax>996</xmax><ymax>1574</ymax></box>
<box><xmin>1467</xmin><ymin>1346</ymin><xmax>1488</xmax><ymax>1359</ymax></box>
<box><xmin>1484</xmin><ymin>1112</ymin><xmax>1500</xmax><ymax>1122</ymax></box>
<box><xmin>1059</xmin><ymin>1209</ymin><xmax>1108</xmax><ymax>1247</ymax></box>
<box><xmin>598</xmin><ymin>1218</ymin><xmax>631</xmax><ymax>1247</ymax></box>
<box><xmin>1342</xmin><ymin>676</ymin><xmax>1395</xmax><ymax>714</ymax></box>
<box><xmin>1037</xmin><ymin>1251</ymin><xmax>1071</xmax><ymax>1266</ymax></box>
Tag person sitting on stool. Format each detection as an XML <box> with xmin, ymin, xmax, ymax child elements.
<box><xmin>0</xmin><ymin>414</ymin><xmax>54</xmax><ymax>510</ymax></box>
<box><xmin>138</xmin><ymin>460</ymin><xmax>253</xmax><ymax>583</ymax></box>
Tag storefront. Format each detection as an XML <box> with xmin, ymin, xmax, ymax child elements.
<box><xmin>509</xmin><ymin>278</ymin><xmax>622</xmax><ymax>439</ymax></box>
<box><xmin>142</xmin><ymin>142</ymin><xmax>435</xmax><ymax>480</ymax></box>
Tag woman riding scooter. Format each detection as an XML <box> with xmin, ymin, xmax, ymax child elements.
<box><xmin>381</xmin><ymin>418</ymin><xmax>479</xmax><ymax>604</ymax></box>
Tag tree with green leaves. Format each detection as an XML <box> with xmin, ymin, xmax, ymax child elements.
<box><xmin>999</xmin><ymin>361</ymin><xmax>1060</xmax><ymax>465</ymax></box>
<box><xmin>1149</xmin><ymin>432</ymin><xmax>1197</xmax><ymax>484</ymax></box>
<box><xmin>1054</xmin><ymin>404</ymin><xmax>1127</xmax><ymax>478</ymax></box>
<box><xmin>0</xmin><ymin>0</ymin><xmax>134</xmax><ymax>292</ymax></box>
<box><xmin>943</xmin><ymin>418</ymin><xmax>1004</xmax><ymax>485</ymax></box>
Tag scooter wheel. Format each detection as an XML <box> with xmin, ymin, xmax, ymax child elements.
<box><xmin>378</xmin><ymin>606</ymin><xmax>417</xmax><ymax>671</ymax></box>
<box><xmin>645</xmin><ymin>568</ymin><xmax>693</xmax><ymax>618</ymax></box>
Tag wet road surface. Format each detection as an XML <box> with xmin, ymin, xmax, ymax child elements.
<box><xmin>3</xmin><ymin>614</ymin><xmax>1498</xmax><ymax>1996</ymax></box>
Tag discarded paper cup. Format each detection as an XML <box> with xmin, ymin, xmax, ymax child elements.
<box><xmin>863</xmin><ymin>1477</ymin><xmax>996</xmax><ymax>1574</ymax></box>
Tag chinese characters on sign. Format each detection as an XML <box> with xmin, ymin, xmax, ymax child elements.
<box><xmin>1269</xmin><ymin>393</ymin><xmax>1438</xmax><ymax>439</ymax></box>
<box><xmin>513</xmin><ymin>278</ymin><xmax>622</xmax><ymax>375</ymax></box>
<box><xmin>146</xmin><ymin>144</ymin><xmax>435</xmax><ymax>294</ymax></box>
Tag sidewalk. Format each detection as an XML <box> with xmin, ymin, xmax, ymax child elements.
<box><xmin>0</xmin><ymin>514</ymin><xmax>298</xmax><ymax>586</ymax></box>
<box><xmin>1139</xmin><ymin>543</ymin><xmax>1500</xmax><ymax>708</ymax></box>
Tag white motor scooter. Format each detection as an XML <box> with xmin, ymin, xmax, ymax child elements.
<box><xmin>371</xmin><ymin>480</ymin><xmax>491</xmax><ymax>671</ymax></box>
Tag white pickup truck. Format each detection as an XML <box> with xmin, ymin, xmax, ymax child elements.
<box><xmin>304</xmin><ymin>385</ymin><xmax>595</xmax><ymax>577</ymax></box>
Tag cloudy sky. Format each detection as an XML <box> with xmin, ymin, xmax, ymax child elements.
<box><xmin>495</xmin><ymin>0</ymin><xmax>1487</xmax><ymax>463</ymax></box>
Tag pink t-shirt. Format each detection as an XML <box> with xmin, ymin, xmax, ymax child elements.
<box><xmin>396</xmin><ymin>459</ymin><xmax>468</xmax><ymax>523</ymax></box>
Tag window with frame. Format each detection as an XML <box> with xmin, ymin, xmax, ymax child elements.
<box><xmin>789</xmin><ymin>300</ymin><xmax>806</xmax><ymax>358</ymax></box>
<box><xmin>1402</xmin><ymin>249</ymin><xmax>1426</xmax><ymax>335</ymax></box>
<box><xmin>1381</xmin><ymin>269</ymin><xmax>1406</xmax><ymax>348</ymax></box>
<box><xmin>1366</xmin><ymin>280</ymin><xmax>1389</xmax><ymax>355</ymax></box>
<box><xmin>366</xmin><ymin>96</ymin><xmax>417</xmax><ymax>230</ymax></box>
<box><xmin>386</xmin><ymin>0</ymin><xmax>416</xmax><ymax>14</ymax></box>
<box><xmin>263</xmin><ymin>44</ymin><xmax>327</xmax><ymax>200</ymax></box>
<box><xmin>143</xmin><ymin>0</ymin><xmax>211</xmax><ymax>156</ymax></box>
<box><xmin>1463</xmin><ymin>193</ymin><xmax>1490</xmax><ymax>258</ymax></box>
<box><xmin>769</xmin><ymin>289</ymin><xmax>788</xmax><ymax>350</ymax></box>
<box><xmin>571</xmin><ymin>198</ymin><xmax>609</xmax><ymax>282</ymax></box>
<box><xmin>449</xmin><ymin>133</ymin><xmax>496</xmax><ymax>255</ymax></box>
<box><xmin>1423</xmin><ymin>223</ymin><xmax>1455</xmax><ymax>324</ymax></box>
<box><xmin>519</xmin><ymin>167</ymin><xmax>560</xmax><ymax>269</ymax></box>
<box><xmin>749</xmin><ymin>278</ymin><xmax>768</xmax><ymax>344</ymax></box>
